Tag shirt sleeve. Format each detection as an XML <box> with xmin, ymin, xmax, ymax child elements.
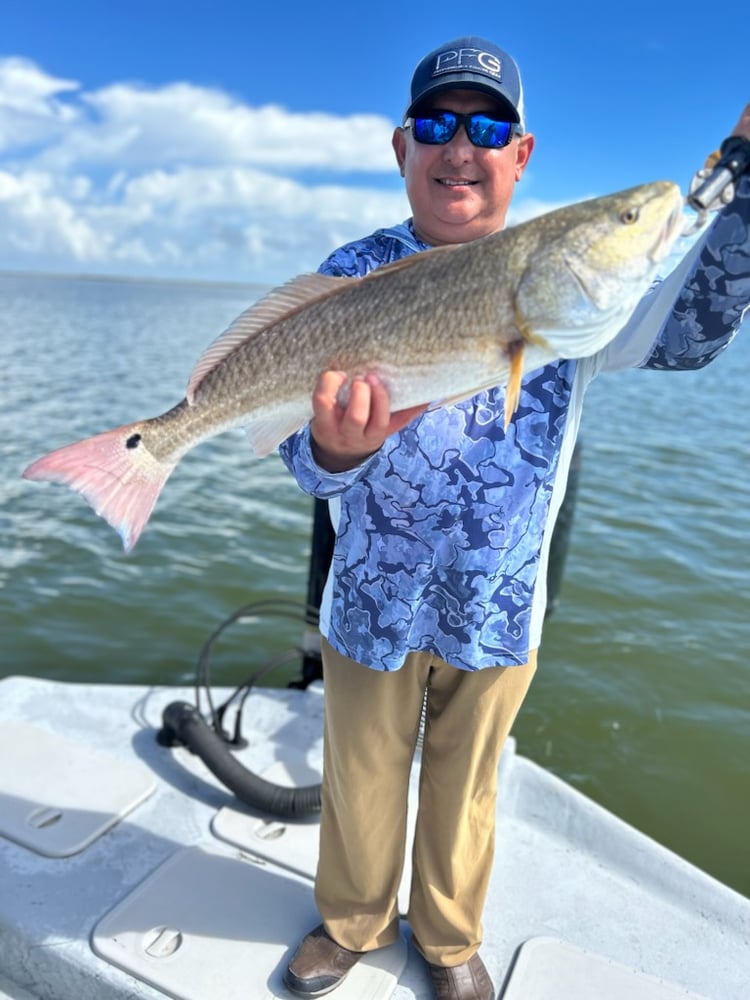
<box><xmin>278</xmin><ymin>422</ymin><xmax>377</xmax><ymax>499</ymax></box>
<box><xmin>591</xmin><ymin>174</ymin><xmax>750</xmax><ymax>375</ymax></box>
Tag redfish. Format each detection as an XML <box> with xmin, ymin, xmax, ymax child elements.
<box><xmin>23</xmin><ymin>181</ymin><xmax>685</xmax><ymax>551</ymax></box>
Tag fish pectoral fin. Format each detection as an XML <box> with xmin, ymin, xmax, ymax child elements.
<box><xmin>503</xmin><ymin>341</ymin><xmax>525</xmax><ymax>430</ymax></box>
<box><xmin>187</xmin><ymin>273</ymin><xmax>353</xmax><ymax>404</ymax></box>
<box><xmin>425</xmin><ymin>342</ymin><xmax>524</xmax><ymax>429</ymax></box>
<box><xmin>244</xmin><ymin>401</ymin><xmax>311</xmax><ymax>456</ymax></box>
<box><xmin>535</xmin><ymin>317</ymin><xmax>623</xmax><ymax>359</ymax></box>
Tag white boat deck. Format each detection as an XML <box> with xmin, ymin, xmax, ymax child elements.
<box><xmin>0</xmin><ymin>674</ymin><xmax>748</xmax><ymax>1000</ymax></box>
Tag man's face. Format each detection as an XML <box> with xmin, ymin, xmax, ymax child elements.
<box><xmin>392</xmin><ymin>89</ymin><xmax>534</xmax><ymax>246</ymax></box>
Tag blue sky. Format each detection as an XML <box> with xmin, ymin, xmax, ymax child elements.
<box><xmin>0</xmin><ymin>1</ymin><xmax>746</xmax><ymax>284</ymax></box>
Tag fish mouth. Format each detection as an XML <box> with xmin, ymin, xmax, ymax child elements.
<box><xmin>649</xmin><ymin>197</ymin><xmax>687</xmax><ymax>263</ymax></box>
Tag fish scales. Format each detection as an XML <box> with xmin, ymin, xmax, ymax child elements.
<box><xmin>22</xmin><ymin>181</ymin><xmax>686</xmax><ymax>551</ymax></box>
<box><xmin>145</xmin><ymin>243</ymin><xmax>518</xmax><ymax>457</ymax></box>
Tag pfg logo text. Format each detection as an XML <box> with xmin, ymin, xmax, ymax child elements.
<box><xmin>433</xmin><ymin>48</ymin><xmax>502</xmax><ymax>79</ymax></box>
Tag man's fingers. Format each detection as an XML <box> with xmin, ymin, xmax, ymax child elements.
<box><xmin>362</xmin><ymin>376</ymin><xmax>427</xmax><ymax>439</ymax></box>
<box><xmin>311</xmin><ymin>370</ymin><xmax>347</xmax><ymax>432</ymax></box>
<box><xmin>341</xmin><ymin>377</ymin><xmax>376</xmax><ymax>434</ymax></box>
<box><xmin>309</xmin><ymin>370</ymin><xmax>426</xmax><ymax>472</ymax></box>
<box><xmin>312</xmin><ymin>370</ymin><xmax>347</xmax><ymax>411</ymax></box>
<box><xmin>363</xmin><ymin>374</ymin><xmax>392</xmax><ymax>433</ymax></box>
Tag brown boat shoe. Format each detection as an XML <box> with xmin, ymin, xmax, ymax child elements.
<box><xmin>283</xmin><ymin>923</ymin><xmax>365</xmax><ymax>997</ymax></box>
<box><xmin>426</xmin><ymin>952</ymin><xmax>495</xmax><ymax>1000</ymax></box>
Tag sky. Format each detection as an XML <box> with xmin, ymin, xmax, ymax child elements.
<box><xmin>0</xmin><ymin>1</ymin><xmax>747</xmax><ymax>286</ymax></box>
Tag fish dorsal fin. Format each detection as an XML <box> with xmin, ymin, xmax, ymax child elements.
<box><xmin>186</xmin><ymin>273</ymin><xmax>350</xmax><ymax>403</ymax></box>
<box><xmin>360</xmin><ymin>240</ymin><xmax>460</xmax><ymax>279</ymax></box>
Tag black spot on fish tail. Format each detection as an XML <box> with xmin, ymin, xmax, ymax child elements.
<box><xmin>126</xmin><ymin>433</ymin><xmax>142</xmax><ymax>449</ymax></box>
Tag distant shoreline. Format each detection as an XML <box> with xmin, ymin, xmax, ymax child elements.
<box><xmin>0</xmin><ymin>268</ymin><xmax>271</xmax><ymax>294</ymax></box>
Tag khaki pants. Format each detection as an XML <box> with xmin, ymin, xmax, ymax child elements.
<box><xmin>315</xmin><ymin>638</ymin><xmax>537</xmax><ymax>966</ymax></box>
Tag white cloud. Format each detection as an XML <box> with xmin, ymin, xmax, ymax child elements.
<box><xmin>0</xmin><ymin>56</ymin><xmax>558</xmax><ymax>285</ymax></box>
<box><xmin>0</xmin><ymin>57</ymin><xmax>79</xmax><ymax>153</ymax></box>
<box><xmin>72</xmin><ymin>84</ymin><xmax>398</xmax><ymax>171</ymax></box>
<box><xmin>0</xmin><ymin>162</ymin><xmax>410</xmax><ymax>283</ymax></box>
<box><xmin>0</xmin><ymin>57</ymin><xmax>78</xmax><ymax>116</ymax></box>
<box><xmin>0</xmin><ymin>169</ymin><xmax>105</xmax><ymax>259</ymax></box>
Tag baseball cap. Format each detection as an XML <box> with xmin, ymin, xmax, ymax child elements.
<box><xmin>405</xmin><ymin>36</ymin><xmax>525</xmax><ymax>129</ymax></box>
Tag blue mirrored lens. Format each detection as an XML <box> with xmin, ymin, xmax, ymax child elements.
<box><xmin>468</xmin><ymin>115</ymin><xmax>513</xmax><ymax>148</ymax></box>
<box><xmin>412</xmin><ymin>112</ymin><xmax>514</xmax><ymax>148</ymax></box>
<box><xmin>413</xmin><ymin>113</ymin><xmax>459</xmax><ymax>144</ymax></box>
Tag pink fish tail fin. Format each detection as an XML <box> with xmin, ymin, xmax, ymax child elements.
<box><xmin>22</xmin><ymin>422</ymin><xmax>176</xmax><ymax>552</ymax></box>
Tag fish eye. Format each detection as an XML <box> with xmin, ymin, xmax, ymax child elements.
<box><xmin>620</xmin><ymin>207</ymin><xmax>640</xmax><ymax>225</ymax></box>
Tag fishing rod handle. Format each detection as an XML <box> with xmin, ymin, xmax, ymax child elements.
<box><xmin>688</xmin><ymin>135</ymin><xmax>750</xmax><ymax>212</ymax></box>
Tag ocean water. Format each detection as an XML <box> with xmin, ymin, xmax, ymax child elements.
<box><xmin>2</xmin><ymin>271</ymin><xmax>748</xmax><ymax>898</ymax></box>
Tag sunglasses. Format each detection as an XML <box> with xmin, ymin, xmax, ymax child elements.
<box><xmin>405</xmin><ymin>111</ymin><xmax>521</xmax><ymax>149</ymax></box>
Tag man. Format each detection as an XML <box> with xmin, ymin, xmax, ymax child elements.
<box><xmin>280</xmin><ymin>35</ymin><xmax>750</xmax><ymax>1000</ymax></box>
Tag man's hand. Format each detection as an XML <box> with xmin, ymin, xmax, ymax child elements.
<box><xmin>310</xmin><ymin>371</ymin><xmax>427</xmax><ymax>473</ymax></box>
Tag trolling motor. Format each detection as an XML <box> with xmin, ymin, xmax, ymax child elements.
<box><xmin>688</xmin><ymin>135</ymin><xmax>750</xmax><ymax>215</ymax></box>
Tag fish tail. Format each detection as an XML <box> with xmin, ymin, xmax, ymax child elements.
<box><xmin>22</xmin><ymin>422</ymin><xmax>176</xmax><ymax>552</ymax></box>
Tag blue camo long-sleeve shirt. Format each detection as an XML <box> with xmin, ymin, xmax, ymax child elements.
<box><xmin>279</xmin><ymin>179</ymin><xmax>750</xmax><ymax>671</ymax></box>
